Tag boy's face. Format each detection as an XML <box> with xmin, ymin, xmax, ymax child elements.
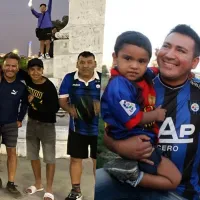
<box><xmin>40</xmin><ymin>5</ymin><xmax>46</xmax><ymax>13</ymax></box>
<box><xmin>113</xmin><ymin>44</ymin><xmax>150</xmax><ymax>81</ymax></box>
<box><xmin>28</xmin><ymin>66</ymin><xmax>43</xmax><ymax>82</ymax></box>
<box><xmin>77</xmin><ymin>56</ymin><xmax>96</xmax><ymax>78</ymax></box>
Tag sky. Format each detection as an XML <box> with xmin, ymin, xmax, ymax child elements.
<box><xmin>0</xmin><ymin>0</ymin><xmax>68</xmax><ymax>56</ymax></box>
<box><xmin>102</xmin><ymin>0</ymin><xmax>200</xmax><ymax>72</ymax></box>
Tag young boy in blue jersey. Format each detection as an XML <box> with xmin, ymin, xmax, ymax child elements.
<box><xmin>29</xmin><ymin>0</ymin><xmax>53</xmax><ymax>59</ymax></box>
<box><xmin>101</xmin><ymin>31</ymin><xmax>181</xmax><ymax>190</ymax></box>
<box><xmin>59</xmin><ymin>51</ymin><xmax>101</xmax><ymax>200</ymax></box>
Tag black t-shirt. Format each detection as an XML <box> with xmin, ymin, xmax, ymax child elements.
<box><xmin>17</xmin><ymin>69</ymin><xmax>59</xmax><ymax>123</ymax></box>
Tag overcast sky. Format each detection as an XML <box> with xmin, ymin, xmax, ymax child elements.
<box><xmin>0</xmin><ymin>0</ymin><xmax>68</xmax><ymax>56</ymax></box>
<box><xmin>103</xmin><ymin>0</ymin><xmax>200</xmax><ymax>72</ymax></box>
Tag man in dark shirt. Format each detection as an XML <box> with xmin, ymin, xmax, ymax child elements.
<box><xmin>23</xmin><ymin>58</ymin><xmax>59</xmax><ymax>200</ymax></box>
<box><xmin>0</xmin><ymin>52</ymin><xmax>28</xmax><ymax>195</ymax></box>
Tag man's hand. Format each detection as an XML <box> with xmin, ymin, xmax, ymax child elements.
<box><xmin>93</xmin><ymin>100</ymin><xmax>100</xmax><ymax>116</ymax></box>
<box><xmin>28</xmin><ymin>95</ymin><xmax>34</xmax><ymax>103</ymax></box>
<box><xmin>104</xmin><ymin>133</ymin><xmax>153</xmax><ymax>161</ymax></box>
<box><xmin>68</xmin><ymin>104</ymin><xmax>78</xmax><ymax>118</ymax></box>
<box><xmin>17</xmin><ymin>121</ymin><xmax>22</xmax><ymax>128</ymax></box>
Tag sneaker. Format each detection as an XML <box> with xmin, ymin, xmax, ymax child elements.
<box><xmin>65</xmin><ymin>190</ymin><xmax>83</xmax><ymax>200</ymax></box>
<box><xmin>6</xmin><ymin>182</ymin><xmax>21</xmax><ymax>195</ymax></box>
<box><xmin>104</xmin><ymin>158</ymin><xmax>140</xmax><ymax>182</ymax></box>
<box><xmin>45</xmin><ymin>53</ymin><xmax>50</xmax><ymax>59</ymax></box>
<box><xmin>38</xmin><ymin>54</ymin><xmax>45</xmax><ymax>59</ymax></box>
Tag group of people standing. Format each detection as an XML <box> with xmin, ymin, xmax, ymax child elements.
<box><xmin>0</xmin><ymin>50</ymin><xmax>101</xmax><ymax>200</ymax></box>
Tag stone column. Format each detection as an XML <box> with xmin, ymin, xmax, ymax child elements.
<box><xmin>54</xmin><ymin>0</ymin><xmax>106</xmax><ymax>79</ymax></box>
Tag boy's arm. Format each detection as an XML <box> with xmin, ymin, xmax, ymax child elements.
<box><xmin>30</xmin><ymin>7</ymin><xmax>40</xmax><ymax>18</ymax></box>
<box><xmin>48</xmin><ymin>0</ymin><xmax>52</xmax><ymax>14</ymax></box>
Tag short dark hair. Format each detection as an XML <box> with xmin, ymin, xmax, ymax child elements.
<box><xmin>114</xmin><ymin>31</ymin><xmax>152</xmax><ymax>59</ymax></box>
<box><xmin>3</xmin><ymin>52</ymin><xmax>20</xmax><ymax>64</ymax></box>
<box><xmin>168</xmin><ymin>24</ymin><xmax>200</xmax><ymax>57</ymax></box>
<box><xmin>40</xmin><ymin>3</ymin><xmax>46</xmax><ymax>7</ymax></box>
<box><xmin>77</xmin><ymin>51</ymin><xmax>95</xmax><ymax>60</ymax></box>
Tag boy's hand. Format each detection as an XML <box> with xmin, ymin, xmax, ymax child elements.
<box><xmin>155</xmin><ymin>105</ymin><xmax>167</xmax><ymax>121</ymax></box>
<box><xmin>28</xmin><ymin>95</ymin><xmax>34</xmax><ymax>103</ymax></box>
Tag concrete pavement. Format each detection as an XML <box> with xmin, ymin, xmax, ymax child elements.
<box><xmin>0</xmin><ymin>155</ymin><xmax>95</xmax><ymax>200</ymax></box>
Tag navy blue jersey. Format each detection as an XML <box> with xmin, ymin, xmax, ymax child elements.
<box><xmin>154</xmin><ymin>75</ymin><xmax>200</xmax><ymax>200</ymax></box>
<box><xmin>59</xmin><ymin>71</ymin><xmax>101</xmax><ymax>136</ymax></box>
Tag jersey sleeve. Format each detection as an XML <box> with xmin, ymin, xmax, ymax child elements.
<box><xmin>146</xmin><ymin>67</ymin><xmax>159</xmax><ymax>79</ymax></box>
<box><xmin>102</xmin><ymin>77</ymin><xmax>143</xmax><ymax>129</ymax></box>
<box><xmin>59</xmin><ymin>74</ymin><xmax>71</xmax><ymax>98</ymax></box>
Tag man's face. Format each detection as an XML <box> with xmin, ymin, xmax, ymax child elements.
<box><xmin>157</xmin><ymin>32</ymin><xmax>199</xmax><ymax>81</ymax></box>
<box><xmin>28</xmin><ymin>66</ymin><xmax>43</xmax><ymax>82</ymax></box>
<box><xmin>113</xmin><ymin>44</ymin><xmax>150</xmax><ymax>81</ymax></box>
<box><xmin>77</xmin><ymin>56</ymin><xmax>96</xmax><ymax>78</ymax></box>
<box><xmin>40</xmin><ymin>5</ymin><xmax>46</xmax><ymax>13</ymax></box>
<box><xmin>3</xmin><ymin>58</ymin><xmax>19</xmax><ymax>79</ymax></box>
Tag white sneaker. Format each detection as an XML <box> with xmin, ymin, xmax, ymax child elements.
<box><xmin>38</xmin><ymin>54</ymin><xmax>45</xmax><ymax>59</ymax></box>
<box><xmin>45</xmin><ymin>53</ymin><xmax>50</xmax><ymax>59</ymax></box>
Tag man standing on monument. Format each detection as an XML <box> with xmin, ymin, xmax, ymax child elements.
<box><xmin>29</xmin><ymin>0</ymin><xmax>53</xmax><ymax>60</ymax></box>
<box><xmin>0</xmin><ymin>52</ymin><xmax>28</xmax><ymax>196</ymax></box>
<box><xmin>59</xmin><ymin>51</ymin><xmax>101</xmax><ymax>200</ymax></box>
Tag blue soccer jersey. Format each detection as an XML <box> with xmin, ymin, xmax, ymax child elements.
<box><xmin>154</xmin><ymin>75</ymin><xmax>200</xmax><ymax>200</ymax></box>
<box><xmin>101</xmin><ymin>68</ymin><xmax>158</xmax><ymax>144</ymax></box>
<box><xmin>59</xmin><ymin>71</ymin><xmax>101</xmax><ymax>136</ymax></box>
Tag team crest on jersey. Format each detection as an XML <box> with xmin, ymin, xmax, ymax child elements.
<box><xmin>96</xmin><ymin>84</ymin><xmax>100</xmax><ymax>88</ymax></box>
<box><xmin>148</xmin><ymin>95</ymin><xmax>156</xmax><ymax>105</ymax></box>
<box><xmin>190</xmin><ymin>102</ymin><xmax>200</xmax><ymax>112</ymax></box>
<box><xmin>119</xmin><ymin>100</ymin><xmax>136</xmax><ymax>116</ymax></box>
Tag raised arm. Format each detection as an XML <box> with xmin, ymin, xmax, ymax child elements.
<box><xmin>30</xmin><ymin>7</ymin><xmax>40</xmax><ymax>18</ymax></box>
<box><xmin>48</xmin><ymin>0</ymin><xmax>52</xmax><ymax>14</ymax></box>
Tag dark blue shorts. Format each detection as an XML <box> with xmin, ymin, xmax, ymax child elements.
<box><xmin>138</xmin><ymin>147</ymin><xmax>162</xmax><ymax>175</ymax></box>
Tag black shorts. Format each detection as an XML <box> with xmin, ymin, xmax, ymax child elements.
<box><xmin>0</xmin><ymin>122</ymin><xmax>18</xmax><ymax>148</ymax></box>
<box><xmin>67</xmin><ymin>129</ymin><xmax>97</xmax><ymax>159</ymax></box>
<box><xmin>37</xmin><ymin>27</ymin><xmax>52</xmax><ymax>41</ymax></box>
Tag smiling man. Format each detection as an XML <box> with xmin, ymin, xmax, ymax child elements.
<box><xmin>95</xmin><ymin>24</ymin><xmax>200</xmax><ymax>200</ymax></box>
<box><xmin>0</xmin><ymin>52</ymin><xmax>28</xmax><ymax>196</ymax></box>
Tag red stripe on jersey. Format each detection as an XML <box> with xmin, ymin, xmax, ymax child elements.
<box><xmin>125</xmin><ymin>111</ymin><xmax>143</xmax><ymax>130</ymax></box>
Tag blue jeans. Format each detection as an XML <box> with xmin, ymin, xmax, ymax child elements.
<box><xmin>95</xmin><ymin>168</ymin><xmax>188</xmax><ymax>200</ymax></box>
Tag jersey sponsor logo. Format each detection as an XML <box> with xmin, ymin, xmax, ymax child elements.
<box><xmin>72</xmin><ymin>84</ymin><xmax>80</xmax><ymax>87</ymax></box>
<box><xmin>119</xmin><ymin>100</ymin><xmax>136</xmax><ymax>116</ymax></box>
<box><xmin>158</xmin><ymin>117</ymin><xmax>195</xmax><ymax>144</ymax></box>
<box><xmin>11</xmin><ymin>90</ymin><xmax>18</xmax><ymax>95</ymax></box>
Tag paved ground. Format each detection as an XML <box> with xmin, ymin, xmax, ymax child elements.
<box><xmin>0</xmin><ymin>155</ymin><xmax>95</xmax><ymax>200</ymax></box>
